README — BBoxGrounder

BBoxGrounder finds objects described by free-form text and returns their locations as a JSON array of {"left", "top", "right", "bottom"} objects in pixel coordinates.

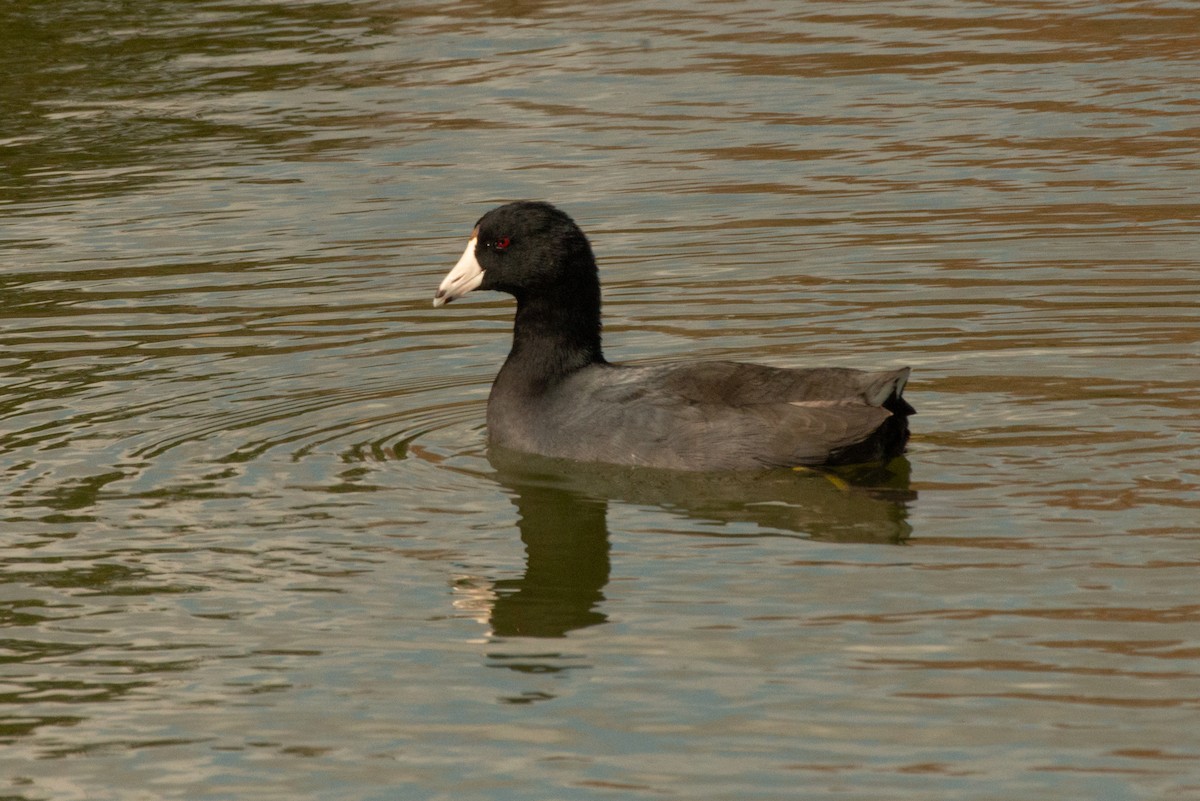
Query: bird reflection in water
[{"left": 480, "top": 449, "right": 916, "bottom": 641}]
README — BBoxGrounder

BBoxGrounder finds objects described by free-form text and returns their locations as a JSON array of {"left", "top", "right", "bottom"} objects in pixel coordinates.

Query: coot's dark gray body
[{"left": 434, "top": 201, "right": 913, "bottom": 471}]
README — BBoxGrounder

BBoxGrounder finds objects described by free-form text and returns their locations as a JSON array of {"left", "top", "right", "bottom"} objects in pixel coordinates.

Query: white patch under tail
[{"left": 866, "top": 367, "right": 910, "bottom": 407}]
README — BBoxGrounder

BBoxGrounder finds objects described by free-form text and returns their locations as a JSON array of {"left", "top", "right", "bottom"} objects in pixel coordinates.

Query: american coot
[{"left": 434, "top": 201, "right": 913, "bottom": 471}]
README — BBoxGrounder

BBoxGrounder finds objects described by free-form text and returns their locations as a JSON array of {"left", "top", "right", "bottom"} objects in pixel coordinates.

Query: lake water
[{"left": 2, "top": 1, "right": 1198, "bottom": 799}]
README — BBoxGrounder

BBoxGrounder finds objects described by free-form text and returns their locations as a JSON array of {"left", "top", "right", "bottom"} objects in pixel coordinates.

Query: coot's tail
[{"left": 829, "top": 368, "right": 914, "bottom": 466}]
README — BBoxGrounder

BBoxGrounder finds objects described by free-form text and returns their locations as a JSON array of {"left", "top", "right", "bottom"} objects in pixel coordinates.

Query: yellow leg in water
[{"left": 792, "top": 465, "right": 851, "bottom": 492}]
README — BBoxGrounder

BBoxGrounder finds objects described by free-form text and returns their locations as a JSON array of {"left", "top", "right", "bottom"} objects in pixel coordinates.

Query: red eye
[{"left": 494, "top": 236, "right": 511, "bottom": 251}]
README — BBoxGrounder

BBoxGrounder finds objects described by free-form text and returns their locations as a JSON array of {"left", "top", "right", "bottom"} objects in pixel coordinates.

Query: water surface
[{"left": 2, "top": 1, "right": 1199, "bottom": 799}]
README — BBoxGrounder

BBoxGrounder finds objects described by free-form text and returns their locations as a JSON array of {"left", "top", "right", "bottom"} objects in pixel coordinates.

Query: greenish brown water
[{"left": 2, "top": 2, "right": 1198, "bottom": 799}]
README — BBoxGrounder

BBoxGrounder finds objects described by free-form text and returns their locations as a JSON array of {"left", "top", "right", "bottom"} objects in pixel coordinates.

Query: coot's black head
[{"left": 434, "top": 201, "right": 598, "bottom": 307}]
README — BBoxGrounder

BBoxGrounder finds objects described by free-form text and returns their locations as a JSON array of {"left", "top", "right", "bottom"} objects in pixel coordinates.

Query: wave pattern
[{"left": 1, "top": 1, "right": 1198, "bottom": 800}]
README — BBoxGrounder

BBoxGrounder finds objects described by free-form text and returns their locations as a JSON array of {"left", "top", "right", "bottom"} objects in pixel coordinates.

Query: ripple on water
[{"left": 3, "top": 1, "right": 1200, "bottom": 799}]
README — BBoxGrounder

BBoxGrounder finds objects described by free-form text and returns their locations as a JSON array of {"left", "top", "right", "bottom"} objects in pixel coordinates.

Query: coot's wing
[{"left": 565, "top": 362, "right": 909, "bottom": 469}]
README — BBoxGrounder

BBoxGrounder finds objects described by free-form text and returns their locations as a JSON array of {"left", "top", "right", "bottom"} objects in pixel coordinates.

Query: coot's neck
[{"left": 498, "top": 282, "right": 606, "bottom": 395}]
